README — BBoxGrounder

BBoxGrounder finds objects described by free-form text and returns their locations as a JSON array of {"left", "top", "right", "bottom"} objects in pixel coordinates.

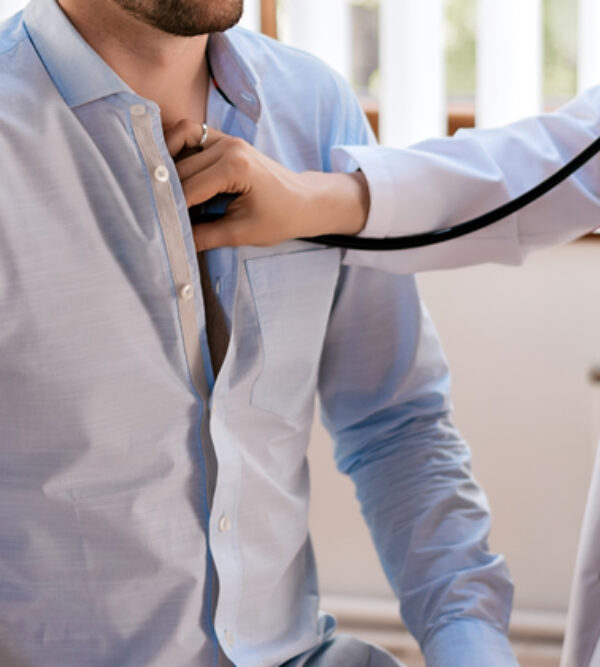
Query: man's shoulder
[
  {"left": 0, "top": 13, "right": 39, "bottom": 101},
  {"left": 220, "top": 27, "right": 373, "bottom": 170},
  {"left": 0, "top": 12, "right": 28, "bottom": 61},
  {"left": 225, "top": 26, "right": 353, "bottom": 103}
]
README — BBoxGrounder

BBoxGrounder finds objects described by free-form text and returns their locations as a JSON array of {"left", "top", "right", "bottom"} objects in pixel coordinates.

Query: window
[{"left": 267, "top": 0, "right": 584, "bottom": 138}]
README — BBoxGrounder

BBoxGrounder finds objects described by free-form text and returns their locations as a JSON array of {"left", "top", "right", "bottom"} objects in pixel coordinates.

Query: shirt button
[
  {"left": 180, "top": 284, "right": 194, "bottom": 301},
  {"left": 130, "top": 104, "right": 146, "bottom": 116},
  {"left": 154, "top": 165, "right": 170, "bottom": 183},
  {"left": 218, "top": 514, "right": 231, "bottom": 532},
  {"left": 224, "top": 629, "right": 235, "bottom": 648}
]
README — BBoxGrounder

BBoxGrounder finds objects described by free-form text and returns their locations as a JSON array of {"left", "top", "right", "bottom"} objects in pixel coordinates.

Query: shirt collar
[
  {"left": 23, "top": 0, "right": 261, "bottom": 122},
  {"left": 207, "top": 31, "right": 261, "bottom": 124},
  {"left": 24, "top": 0, "right": 129, "bottom": 108}
]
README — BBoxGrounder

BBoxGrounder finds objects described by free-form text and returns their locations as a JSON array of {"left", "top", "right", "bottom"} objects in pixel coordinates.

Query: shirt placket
[
  {"left": 129, "top": 102, "right": 234, "bottom": 667},
  {"left": 128, "top": 51, "right": 261, "bottom": 661},
  {"left": 129, "top": 103, "right": 208, "bottom": 396}
]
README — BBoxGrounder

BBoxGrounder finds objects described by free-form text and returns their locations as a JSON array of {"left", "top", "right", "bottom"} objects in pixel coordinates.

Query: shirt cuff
[
  {"left": 422, "top": 619, "right": 518, "bottom": 667},
  {"left": 331, "top": 145, "right": 399, "bottom": 239}
]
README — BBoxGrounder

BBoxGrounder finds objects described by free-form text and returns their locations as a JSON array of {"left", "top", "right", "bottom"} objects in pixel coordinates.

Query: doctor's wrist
[{"left": 302, "top": 170, "right": 370, "bottom": 238}]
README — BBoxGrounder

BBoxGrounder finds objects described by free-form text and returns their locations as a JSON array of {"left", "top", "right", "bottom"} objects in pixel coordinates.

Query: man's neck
[{"left": 57, "top": 0, "right": 210, "bottom": 129}]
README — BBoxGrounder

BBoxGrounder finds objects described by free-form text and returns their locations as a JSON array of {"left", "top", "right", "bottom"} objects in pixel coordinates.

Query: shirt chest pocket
[{"left": 245, "top": 248, "right": 341, "bottom": 422}]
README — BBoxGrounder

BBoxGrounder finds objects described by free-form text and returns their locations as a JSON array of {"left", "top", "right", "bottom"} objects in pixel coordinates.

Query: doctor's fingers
[
  {"left": 180, "top": 151, "right": 252, "bottom": 207},
  {"left": 173, "top": 133, "right": 248, "bottom": 182},
  {"left": 164, "top": 120, "right": 226, "bottom": 158},
  {"left": 191, "top": 187, "right": 309, "bottom": 251},
  {"left": 177, "top": 135, "right": 260, "bottom": 200},
  {"left": 192, "top": 213, "right": 279, "bottom": 252},
  {"left": 175, "top": 145, "right": 222, "bottom": 182}
]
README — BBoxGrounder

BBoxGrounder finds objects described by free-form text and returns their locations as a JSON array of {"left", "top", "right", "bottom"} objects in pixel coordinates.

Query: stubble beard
[{"left": 110, "top": 0, "right": 244, "bottom": 36}]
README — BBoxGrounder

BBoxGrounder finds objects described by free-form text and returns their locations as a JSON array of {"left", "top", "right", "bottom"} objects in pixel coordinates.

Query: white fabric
[{"left": 561, "top": 445, "right": 600, "bottom": 667}]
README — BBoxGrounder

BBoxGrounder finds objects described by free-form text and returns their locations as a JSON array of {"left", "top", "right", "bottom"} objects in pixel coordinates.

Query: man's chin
[
  {"left": 161, "top": 13, "right": 243, "bottom": 37},
  {"left": 113, "top": 0, "right": 244, "bottom": 37}
]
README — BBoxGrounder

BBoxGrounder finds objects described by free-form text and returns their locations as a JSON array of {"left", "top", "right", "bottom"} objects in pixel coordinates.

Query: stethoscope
[{"left": 189, "top": 135, "right": 600, "bottom": 250}]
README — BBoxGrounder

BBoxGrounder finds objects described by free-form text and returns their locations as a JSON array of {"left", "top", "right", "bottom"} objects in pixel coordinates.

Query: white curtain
[
  {"left": 379, "top": 0, "right": 446, "bottom": 146},
  {"left": 476, "top": 0, "right": 543, "bottom": 127}
]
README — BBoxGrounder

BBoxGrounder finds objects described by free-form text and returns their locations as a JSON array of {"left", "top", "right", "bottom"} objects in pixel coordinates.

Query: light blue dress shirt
[{"left": 0, "top": 1, "right": 517, "bottom": 665}]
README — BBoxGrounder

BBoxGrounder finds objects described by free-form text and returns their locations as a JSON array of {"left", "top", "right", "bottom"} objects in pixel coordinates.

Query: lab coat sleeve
[
  {"left": 318, "top": 265, "right": 517, "bottom": 667},
  {"left": 331, "top": 85, "right": 600, "bottom": 274}
]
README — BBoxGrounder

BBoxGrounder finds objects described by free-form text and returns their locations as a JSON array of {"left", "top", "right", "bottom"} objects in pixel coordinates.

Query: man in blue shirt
[{"left": 0, "top": 0, "right": 516, "bottom": 665}]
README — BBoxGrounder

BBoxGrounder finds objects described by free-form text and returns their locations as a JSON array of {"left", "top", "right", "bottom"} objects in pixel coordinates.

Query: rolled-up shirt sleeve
[
  {"left": 318, "top": 264, "right": 518, "bottom": 666},
  {"left": 332, "top": 85, "right": 600, "bottom": 274}
]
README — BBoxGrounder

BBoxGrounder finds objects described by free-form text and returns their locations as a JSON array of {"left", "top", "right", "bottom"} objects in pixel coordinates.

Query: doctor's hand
[{"left": 165, "top": 120, "right": 370, "bottom": 251}]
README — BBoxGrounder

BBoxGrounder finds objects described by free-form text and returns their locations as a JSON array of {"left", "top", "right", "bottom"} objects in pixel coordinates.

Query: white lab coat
[{"left": 332, "top": 85, "right": 600, "bottom": 667}]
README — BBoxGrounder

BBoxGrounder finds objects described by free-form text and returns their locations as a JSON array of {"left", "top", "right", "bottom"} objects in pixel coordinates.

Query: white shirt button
[
  {"left": 224, "top": 629, "right": 235, "bottom": 648},
  {"left": 130, "top": 104, "right": 146, "bottom": 116},
  {"left": 180, "top": 284, "right": 194, "bottom": 301},
  {"left": 154, "top": 165, "right": 170, "bottom": 183},
  {"left": 218, "top": 514, "right": 231, "bottom": 533}
]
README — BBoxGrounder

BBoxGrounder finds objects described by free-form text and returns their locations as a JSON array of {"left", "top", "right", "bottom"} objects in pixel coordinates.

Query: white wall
[{"left": 309, "top": 240, "right": 600, "bottom": 614}]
